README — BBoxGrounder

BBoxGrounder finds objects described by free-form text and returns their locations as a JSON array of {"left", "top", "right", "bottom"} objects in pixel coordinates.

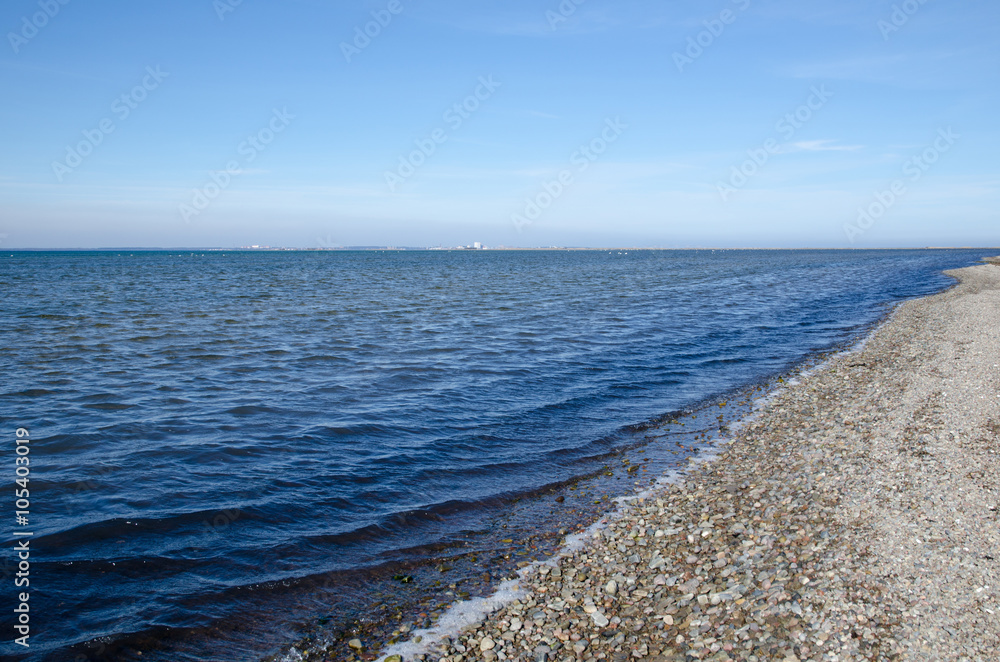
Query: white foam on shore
[
  {"left": 274, "top": 648, "right": 305, "bottom": 662},
  {"left": 375, "top": 574, "right": 528, "bottom": 662}
]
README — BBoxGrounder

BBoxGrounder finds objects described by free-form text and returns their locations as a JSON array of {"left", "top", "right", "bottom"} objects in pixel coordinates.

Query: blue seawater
[{"left": 0, "top": 248, "right": 993, "bottom": 661}]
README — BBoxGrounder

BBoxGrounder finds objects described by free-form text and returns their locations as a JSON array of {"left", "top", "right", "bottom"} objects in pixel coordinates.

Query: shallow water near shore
[{"left": 0, "top": 248, "right": 994, "bottom": 661}]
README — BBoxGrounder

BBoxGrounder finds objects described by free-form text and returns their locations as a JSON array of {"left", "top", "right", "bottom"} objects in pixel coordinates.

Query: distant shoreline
[{"left": 4, "top": 246, "right": 999, "bottom": 252}]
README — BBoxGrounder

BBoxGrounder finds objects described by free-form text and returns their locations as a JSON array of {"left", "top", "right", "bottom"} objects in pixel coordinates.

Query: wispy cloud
[
  {"left": 788, "top": 139, "right": 864, "bottom": 153},
  {"left": 525, "top": 110, "right": 561, "bottom": 120},
  {"left": 778, "top": 50, "right": 969, "bottom": 89},
  {"left": 783, "top": 53, "right": 909, "bottom": 80},
  {"left": 491, "top": 108, "right": 562, "bottom": 121},
  {"left": 413, "top": 4, "right": 661, "bottom": 37},
  {"left": 420, "top": 160, "right": 696, "bottom": 183}
]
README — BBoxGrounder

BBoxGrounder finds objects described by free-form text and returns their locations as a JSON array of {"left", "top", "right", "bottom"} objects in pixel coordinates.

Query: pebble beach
[{"left": 367, "top": 258, "right": 1000, "bottom": 662}]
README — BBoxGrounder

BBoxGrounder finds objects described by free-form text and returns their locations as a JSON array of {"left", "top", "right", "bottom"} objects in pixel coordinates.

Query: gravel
[{"left": 370, "top": 260, "right": 1000, "bottom": 662}]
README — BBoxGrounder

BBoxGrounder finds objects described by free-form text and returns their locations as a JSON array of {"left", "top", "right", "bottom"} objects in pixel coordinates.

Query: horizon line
[{"left": 3, "top": 246, "right": 999, "bottom": 252}]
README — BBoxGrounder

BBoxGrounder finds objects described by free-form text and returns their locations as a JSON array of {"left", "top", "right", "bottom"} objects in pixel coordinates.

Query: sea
[{"left": 0, "top": 248, "right": 993, "bottom": 661}]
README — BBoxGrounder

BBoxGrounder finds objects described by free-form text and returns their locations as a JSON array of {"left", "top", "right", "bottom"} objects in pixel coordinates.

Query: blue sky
[{"left": 1, "top": 0, "right": 997, "bottom": 248}]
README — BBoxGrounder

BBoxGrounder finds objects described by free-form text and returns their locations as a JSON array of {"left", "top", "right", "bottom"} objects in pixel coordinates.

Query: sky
[{"left": 0, "top": 0, "right": 998, "bottom": 249}]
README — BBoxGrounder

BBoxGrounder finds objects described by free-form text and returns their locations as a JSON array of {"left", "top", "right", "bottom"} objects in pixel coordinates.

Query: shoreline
[{"left": 361, "top": 258, "right": 1000, "bottom": 662}]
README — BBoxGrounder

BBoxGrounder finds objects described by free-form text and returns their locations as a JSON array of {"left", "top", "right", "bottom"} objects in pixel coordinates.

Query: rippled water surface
[{"left": 0, "top": 248, "right": 992, "bottom": 660}]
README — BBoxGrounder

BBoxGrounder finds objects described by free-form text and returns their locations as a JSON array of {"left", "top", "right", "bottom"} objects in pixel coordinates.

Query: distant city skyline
[{"left": 1, "top": 0, "right": 998, "bottom": 249}]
